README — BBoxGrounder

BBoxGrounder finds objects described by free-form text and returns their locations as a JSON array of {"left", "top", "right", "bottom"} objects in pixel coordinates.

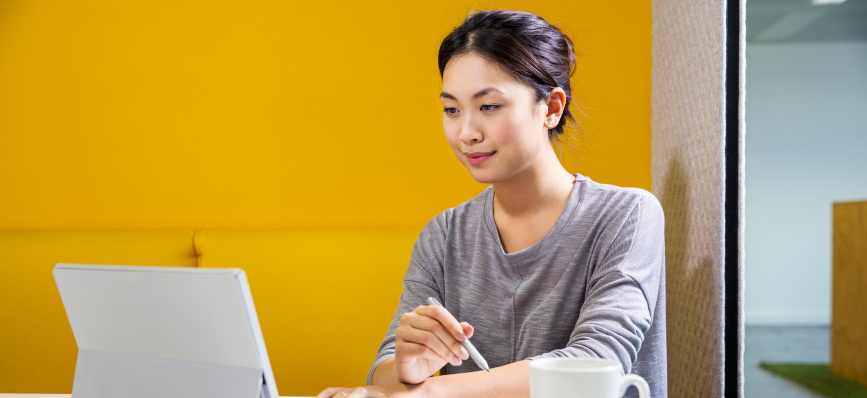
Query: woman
[{"left": 318, "top": 9, "right": 666, "bottom": 398}]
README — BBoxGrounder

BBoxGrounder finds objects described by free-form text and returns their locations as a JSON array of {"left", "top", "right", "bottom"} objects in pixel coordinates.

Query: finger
[
  {"left": 397, "top": 339, "right": 464, "bottom": 368},
  {"left": 335, "top": 390, "right": 361, "bottom": 398},
  {"left": 345, "top": 388, "right": 366, "bottom": 398},
  {"left": 415, "top": 305, "right": 465, "bottom": 341},
  {"left": 347, "top": 387, "right": 383, "bottom": 398},
  {"left": 396, "top": 340, "right": 450, "bottom": 365},
  {"left": 399, "top": 310, "right": 417, "bottom": 326},
  {"left": 406, "top": 314, "right": 469, "bottom": 360},
  {"left": 461, "top": 322, "right": 475, "bottom": 339},
  {"left": 316, "top": 387, "right": 349, "bottom": 398},
  {"left": 398, "top": 328, "right": 463, "bottom": 366}
]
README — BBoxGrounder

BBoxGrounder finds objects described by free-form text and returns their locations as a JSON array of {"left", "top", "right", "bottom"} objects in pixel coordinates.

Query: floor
[{"left": 744, "top": 326, "right": 830, "bottom": 397}]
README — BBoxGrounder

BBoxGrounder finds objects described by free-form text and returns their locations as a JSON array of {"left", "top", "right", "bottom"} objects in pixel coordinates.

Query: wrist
[
  {"left": 373, "top": 357, "right": 399, "bottom": 385},
  {"left": 413, "top": 376, "right": 438, "bottom": 398},
  {"left": 394, "top": 360, "right": 433, "bottom": 385}
]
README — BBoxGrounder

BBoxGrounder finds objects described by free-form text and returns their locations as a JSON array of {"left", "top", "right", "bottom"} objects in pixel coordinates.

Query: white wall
[{"left": 745, "top": 42, "right": 867, "bottom": 325}]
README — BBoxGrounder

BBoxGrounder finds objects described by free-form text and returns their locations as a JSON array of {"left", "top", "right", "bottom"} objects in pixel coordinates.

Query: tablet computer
[{"left": 53, "top": 263, "right": 312, "bottom": 398}]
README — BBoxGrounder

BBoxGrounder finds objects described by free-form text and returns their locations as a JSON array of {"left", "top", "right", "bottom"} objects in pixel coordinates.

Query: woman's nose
[{"left": 459, "top": 118, "right": 483, "bottom": 145}]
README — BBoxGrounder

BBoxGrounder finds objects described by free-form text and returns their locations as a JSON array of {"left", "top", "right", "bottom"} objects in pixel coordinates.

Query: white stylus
[{"left": 426, "top": 296, "right": 490, "bottom": 372}]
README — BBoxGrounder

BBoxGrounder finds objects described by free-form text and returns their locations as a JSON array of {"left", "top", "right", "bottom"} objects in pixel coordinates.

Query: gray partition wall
[{"left": 651, "top": 0, "right": 745, "bottom": 397}]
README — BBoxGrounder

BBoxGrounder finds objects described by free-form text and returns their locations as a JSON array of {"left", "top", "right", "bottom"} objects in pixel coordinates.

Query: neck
[{"left": 491, "top": 144, "right": 575, "bottom": 217}]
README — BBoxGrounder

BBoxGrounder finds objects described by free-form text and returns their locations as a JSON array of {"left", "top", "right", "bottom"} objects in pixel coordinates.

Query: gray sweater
[{"left": 368, "top": 174, "right": 667, "bottom": 398}]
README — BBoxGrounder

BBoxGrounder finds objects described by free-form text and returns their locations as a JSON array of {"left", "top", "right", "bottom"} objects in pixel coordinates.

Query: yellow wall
[
  {"left": 0, "top": 0, "right": 650, "bottom": 394},
  {"left": 0, "top": 0, "right": 650, "bottom": 229}
]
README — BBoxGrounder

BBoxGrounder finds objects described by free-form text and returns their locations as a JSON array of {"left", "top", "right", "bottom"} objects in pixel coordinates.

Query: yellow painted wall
[
  {"left": 0, "top": 0, "right": 650, "bottom": 394},
  {"left": 0, "top": 0, "right": 650, "bottom": 229}
]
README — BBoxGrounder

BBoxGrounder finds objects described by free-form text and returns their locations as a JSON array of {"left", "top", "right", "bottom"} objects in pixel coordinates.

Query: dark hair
[{"left": 438, "top": 10, "right": 578, "bottom": 139}]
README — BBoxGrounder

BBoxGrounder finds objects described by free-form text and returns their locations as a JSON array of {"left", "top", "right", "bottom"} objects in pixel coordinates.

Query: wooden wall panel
[{"left": 831, "top": 200, "right": 867, "bottom": 386}]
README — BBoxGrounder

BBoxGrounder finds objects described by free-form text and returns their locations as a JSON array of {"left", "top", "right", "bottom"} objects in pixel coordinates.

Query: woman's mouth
[{"left": 465, "top": 151, "right": 496, "bottom": 165}]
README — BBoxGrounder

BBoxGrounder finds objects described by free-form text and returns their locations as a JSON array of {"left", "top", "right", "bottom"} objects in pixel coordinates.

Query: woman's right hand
[{"left": 393, "top": 304, "right": 474, "bottom": 384}]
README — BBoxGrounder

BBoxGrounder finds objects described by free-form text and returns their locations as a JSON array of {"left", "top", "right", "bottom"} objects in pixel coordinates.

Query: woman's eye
[
  {"left": 481, "top": 104, "right": 500, "bottom": 112},
  {"left": 443, "top": 107, "right": 459, "bottom": 115}
]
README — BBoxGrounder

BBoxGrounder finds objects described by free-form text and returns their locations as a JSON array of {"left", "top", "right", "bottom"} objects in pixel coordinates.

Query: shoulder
[
  {"left": 577, "top": 177, "right": 665, "bottom": 284},
  {"left": 575, "top": 175, "right": 663, "bottom": 225},
  {"left": 408, "top": 186, "right": 492, "bottom": 275},
  {"left": 411, "top": 186, "right": 492, "bottom": 255},
  {"left": 569, "top": 176, "right": 664, "bottom": 255},
  {"left": 418, "top": 185, "right": 492, "bottom": 239}
]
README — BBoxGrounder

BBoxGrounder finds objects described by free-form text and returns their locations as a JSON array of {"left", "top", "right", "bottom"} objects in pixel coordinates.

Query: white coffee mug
[{"left": 529, "top": 358, "right": 650, "bottom": 398}]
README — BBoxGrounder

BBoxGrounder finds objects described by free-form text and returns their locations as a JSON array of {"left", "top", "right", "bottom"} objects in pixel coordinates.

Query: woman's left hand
[{"left": 315, "top": 382, "right": 422, "bottom": 398}]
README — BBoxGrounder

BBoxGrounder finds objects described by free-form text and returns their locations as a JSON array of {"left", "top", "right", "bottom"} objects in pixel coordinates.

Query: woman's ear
[{"left": 544, "top": 88, "right": 567, "bottom": 127}]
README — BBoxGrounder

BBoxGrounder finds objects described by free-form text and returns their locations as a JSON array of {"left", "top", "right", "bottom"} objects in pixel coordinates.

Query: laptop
[{"left": 53, "top": 263, "right": 314, "bottom": 398}]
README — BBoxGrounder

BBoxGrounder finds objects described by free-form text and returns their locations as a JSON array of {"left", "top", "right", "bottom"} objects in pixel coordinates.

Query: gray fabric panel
[{"left": 651, "top": 0, "right": 728, "bottom": 397}]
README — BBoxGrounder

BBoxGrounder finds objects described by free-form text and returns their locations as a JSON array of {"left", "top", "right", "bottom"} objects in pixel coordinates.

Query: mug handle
[{"left": 619, "top": 374, "right": 650, "bottom": 398}]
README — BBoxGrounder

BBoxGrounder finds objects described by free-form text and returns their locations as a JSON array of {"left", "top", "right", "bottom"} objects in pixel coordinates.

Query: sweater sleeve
[
  {"left": 366, "top": 214, "right": 449, "bottom": 386},
  {"left": 527, "top": 193, "right": 665, "bottom": 375}
]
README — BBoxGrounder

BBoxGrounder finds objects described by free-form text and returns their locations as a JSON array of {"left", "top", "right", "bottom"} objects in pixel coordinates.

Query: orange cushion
[
  {"left": 194, "top": 228, "right": 419, "bottom": 397},
  {"left": 0, "top": 229, "right": 197, "bottom": 393}
]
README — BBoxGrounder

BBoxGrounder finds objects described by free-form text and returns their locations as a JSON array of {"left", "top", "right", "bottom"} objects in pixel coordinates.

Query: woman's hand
[
  {"left": 393, "top": 304, "right": 474, "bottom": 384},
  {"left": 315, "top": 383, "right": 419, "bottom": 398}
]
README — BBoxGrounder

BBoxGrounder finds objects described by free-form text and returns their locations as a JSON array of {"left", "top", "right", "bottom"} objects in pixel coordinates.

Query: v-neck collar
[{"left": 483, "top": 173, "right": 587, "bottom": 267}]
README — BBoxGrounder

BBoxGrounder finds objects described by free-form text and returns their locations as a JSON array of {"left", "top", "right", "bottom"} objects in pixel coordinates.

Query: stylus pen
[{"left": 425, "top": 296, "right": 490, "bottom": 372}]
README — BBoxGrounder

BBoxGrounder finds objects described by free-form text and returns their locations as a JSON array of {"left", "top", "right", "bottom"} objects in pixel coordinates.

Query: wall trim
[{"left": 744, "top": 311, "right": 830, "bottom": 326}]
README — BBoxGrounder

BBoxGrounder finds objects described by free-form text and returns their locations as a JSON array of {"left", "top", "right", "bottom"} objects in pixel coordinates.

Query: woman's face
[{"left": 440, "top": 53, "right": 551, "bottom": 184}]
